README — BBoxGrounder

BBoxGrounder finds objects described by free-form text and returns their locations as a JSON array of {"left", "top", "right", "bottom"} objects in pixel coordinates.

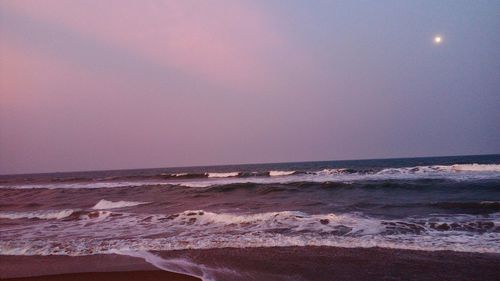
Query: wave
[
  {"left": 431, "top": 201, "right": 500, "bottom": 210},
  {"left": 1, "top": 209, "right": 498, "bottom": 256},
  {"left": 314, "top": 168, "right": 350, "bottom": 175},
  {"left": 269, "top": 171, "right": 296, "bottom": 176},
  {"left": 0, "top": 209, "right": 75, "bottom": 220},
  {"left": 0, "top": 182, "right": 137, "bottom": 189},
  {"left": 175, "top": 165, "right": 500, "bottom": 188},
  {"left": 0, "top": 209, "right": 119, "bottom": 221},
  {"left": 206, "top": 172, "right": 240, "bottom": 178},
  {"left": 92, "top": 199, "right": 149, "bottom": 210},
  {"left": 157, "top": 210, "right": 499, "bottom": 235},
  {"left": 161, "top": 173, "right": 208, "bottom": 179},
  {"left": 1, "top": 163, "right": 498, "bottom": 189},
  {"left": 375, "top": 164, "right": 500, "bottom": 175},
  {"left": 115, "top": 163, "right": 500, "bottom": 181},
  {"left": 447, "top": 164, "right": 500, "bottom": 172}
]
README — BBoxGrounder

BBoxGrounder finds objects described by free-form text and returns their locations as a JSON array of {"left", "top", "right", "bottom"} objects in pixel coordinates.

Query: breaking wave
[
  {"left": 0, "top": 209, "right": 75, "bottom": 220},
  {"left": 92, "top": 199, "right": 149, "bottom": 210},
  {"left": 447, "top": 164, "right": 500, "bottom": 172},
  {"left": 206, "top": 172, "right": 240, "bottom": 178},
  {"left": 376, "top": 164, "right": 500, "bottom": 174},
  {"left": 1, "top": 209, "right": 499, "bottom": 256},
  {"left": 269, "top": 171, "right": 296, "bottom": 176},
  {"left": 0, "top": 209, "right": 119, "bottom": 221}
]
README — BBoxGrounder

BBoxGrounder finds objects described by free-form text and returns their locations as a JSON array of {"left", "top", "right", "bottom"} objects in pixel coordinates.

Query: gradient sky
[{"left": 1, "top": 0, "right": 499, "bottom": 174}]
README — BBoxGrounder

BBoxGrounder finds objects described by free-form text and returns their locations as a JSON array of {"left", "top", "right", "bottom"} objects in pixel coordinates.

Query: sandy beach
[
  {"left": 0, "top": 253, "right": 200, "bottom": 280},
  {"left": 2, "top": 247, "right": 499, "bottom": 281},
  {"left": 1, "top": 271, "right": 200, "bottom": 281}
]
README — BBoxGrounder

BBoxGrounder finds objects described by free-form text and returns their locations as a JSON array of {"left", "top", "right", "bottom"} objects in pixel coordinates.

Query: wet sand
[
  {"left": 1, "top": 271, "right": 200, "bottom": 281},
  {"left": 0, "top": 254, "right": 200, "bottom": 280},
  {"left": 1, "top": 247, "right": 499, "bottom": 281}
]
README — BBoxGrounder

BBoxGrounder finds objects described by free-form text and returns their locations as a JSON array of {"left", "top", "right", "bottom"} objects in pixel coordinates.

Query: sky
[{"left": 1, "top": 0, "right": 499, "bottom": 174}]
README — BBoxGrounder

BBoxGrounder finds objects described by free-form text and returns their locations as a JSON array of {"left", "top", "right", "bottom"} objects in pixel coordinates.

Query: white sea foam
[
  {"left": 446, "top": 164, "right": 500, "bottom": 172},
  {"left": 269, "top": 171, "right": 296, "bottom": 176},
  {"left": 315, "top": 168, "right": 348, "bottom": 175},
  {"left": 1, "top": 210, "right": 498, "bottom": 256},
  {"left": 114, "top": 250, "right": 236, "bottom": 281},
  {"left": 0, "top": 209, "right": 74, "bottom": 220},
  {"left": 92, "top": 199, "right": 149, "bottom": 210},
  {"left": 206, "top": 172, "right": 240, "bottom": 178},
  {"left": 78, "top": 210, "right": 114, "bottom": 221},
  {"left": 377, "top": 164, "right": 500, "bottom": 174},
  {"left": 480, "top": 201, "right": 500, "bottom": 205},
  {"left": 175, "top": 163, "right": 500, "bottom": 187}
]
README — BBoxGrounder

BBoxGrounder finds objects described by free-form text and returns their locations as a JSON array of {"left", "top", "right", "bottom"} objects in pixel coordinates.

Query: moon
[{"left": 434, "top": 35, "right": 442, "bottom": 44}]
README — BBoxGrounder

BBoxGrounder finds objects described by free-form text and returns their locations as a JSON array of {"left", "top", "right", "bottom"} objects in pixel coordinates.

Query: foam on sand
[{"left": 115, "top": 250, "right": 236, "bottom": 281}]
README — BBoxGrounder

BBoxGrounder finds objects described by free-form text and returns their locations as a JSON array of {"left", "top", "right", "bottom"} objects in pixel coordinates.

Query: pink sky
[{"left": 1, "top": 1, "right": 499, "bottom": 174}]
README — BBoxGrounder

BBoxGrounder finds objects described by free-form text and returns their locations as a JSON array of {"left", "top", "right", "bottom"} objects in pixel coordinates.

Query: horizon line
[{"left": 1, "top": 152, "right": 499, "bottom": 177}]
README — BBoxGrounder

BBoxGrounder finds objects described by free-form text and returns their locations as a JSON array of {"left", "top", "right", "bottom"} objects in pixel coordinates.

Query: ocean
[{"left": 1, "top": 154, "right": 499, "bottom": 280}]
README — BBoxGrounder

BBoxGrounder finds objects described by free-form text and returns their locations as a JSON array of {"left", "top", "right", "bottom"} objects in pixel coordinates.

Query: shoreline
[
  {"left": 0, "top": 253, "right": 200, "bottom": 281},
  {"left": 2, "top": 246, "right": 499, "bottom": 281},
  {"left": 1, "top": 271, "right": 200, "bottom": 281}
]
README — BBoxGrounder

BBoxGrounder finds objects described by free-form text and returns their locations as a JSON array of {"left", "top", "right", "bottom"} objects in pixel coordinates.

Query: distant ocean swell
[{"left": 1, "top": 163, "right": 500, "bottom": 189}]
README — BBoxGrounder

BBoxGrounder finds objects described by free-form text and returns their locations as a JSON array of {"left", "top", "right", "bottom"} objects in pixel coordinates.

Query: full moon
[{"left": 434, "top": 36, "right": 442, "bottom": 44}]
